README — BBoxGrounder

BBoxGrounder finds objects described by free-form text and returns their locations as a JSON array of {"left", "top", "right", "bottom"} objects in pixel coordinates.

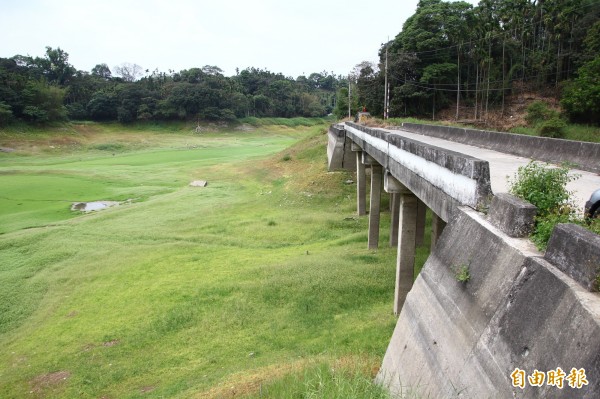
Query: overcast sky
[{"left": 0, "top": 0, "right": 479, "bottom": 78}]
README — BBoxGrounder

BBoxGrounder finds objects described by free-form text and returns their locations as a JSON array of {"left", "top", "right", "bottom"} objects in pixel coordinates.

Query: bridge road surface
[{"left": 376, "top": 125, "right": 600, "bottom": 213}]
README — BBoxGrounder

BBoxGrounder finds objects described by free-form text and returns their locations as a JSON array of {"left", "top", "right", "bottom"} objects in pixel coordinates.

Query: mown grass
[{"left": 0, "top": 121, "right": 399, "bottom": 398}]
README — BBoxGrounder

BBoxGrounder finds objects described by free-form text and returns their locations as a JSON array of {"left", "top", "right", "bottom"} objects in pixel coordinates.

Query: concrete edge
[{"left": 401, "top": 122, "right": 600, "bottom": 174}]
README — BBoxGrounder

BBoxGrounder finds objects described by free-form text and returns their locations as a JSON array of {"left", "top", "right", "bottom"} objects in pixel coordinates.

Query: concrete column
[
  {"left": 368, "top": 164, "right": 382, "bottom": 249},
  {"left": 389, "top": 193, "right": 400, "bottom": 247},
  {"left": 355, "top": 151, "right": 366, "bottom": 216},
  {"left": 384, "top": 171, "right": 403, "bottom": 247},
  {"left": 415, "top": 199, "right": 426, "bottom": 247},
  {"left": 383, "top": 170, "right": 419, "bottom": 315},
  {"left": 431, "top": 212, "right": 447, "bottom": 252},
  {"left": 394, "top": 191, "right": 418, "bottom": 316}
]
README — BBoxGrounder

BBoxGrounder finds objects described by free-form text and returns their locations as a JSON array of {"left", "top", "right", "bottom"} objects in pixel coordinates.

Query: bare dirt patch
[
  {"left": 140, "top": 386, "right": 156, "bottom": 394},
  {"left": 29, "top": 370, "right": 70, "bottom": 396},
  {"left": 103, "top": 339, "right": 120, "bottom": 347}
]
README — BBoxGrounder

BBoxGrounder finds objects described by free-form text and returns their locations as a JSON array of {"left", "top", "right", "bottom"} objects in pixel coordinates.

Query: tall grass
[{"left": 243, "top": 358, "right": 391, "bottom": 399}]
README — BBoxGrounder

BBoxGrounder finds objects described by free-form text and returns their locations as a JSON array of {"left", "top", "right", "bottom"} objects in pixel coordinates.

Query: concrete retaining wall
[
  {"left": 377, "top": 205, "right": 600, "bottom": 398},
  {"left": 401, "top": 123, "right": 600, "bottom": 174}
]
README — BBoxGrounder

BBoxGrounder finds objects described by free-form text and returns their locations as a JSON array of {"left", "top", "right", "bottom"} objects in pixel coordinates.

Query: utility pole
[
  {"left": 456, "top": 43, "right": 460, "bottom": 120},
  {"left": 384, "top": 41, "right": 389, "bottom": 120},
  {"left": 386, "top": 80, "right": 390, "bottom": 120},
  {"left": 348, "top": 76, "right": 351, "bottom": 118}
]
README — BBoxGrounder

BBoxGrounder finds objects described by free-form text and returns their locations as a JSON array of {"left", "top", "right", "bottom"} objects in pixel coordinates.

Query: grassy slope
[
  {"left": 0, "top": 122, "right": 398, "bottom": 398},
  {"left": 384, "top": 117, "right": 600, "bottom": 143}
]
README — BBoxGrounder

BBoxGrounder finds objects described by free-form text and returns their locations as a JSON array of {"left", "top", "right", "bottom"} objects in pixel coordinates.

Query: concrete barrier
[
  {"left": 401, "top": 123, "right": 600, "bottom": 174},
  {"left": 377, "top": 206, "right": 600, "bottom": 398},
  {"left": 488, "top": 193, "right": 537, "bottom": 238},
  {"left": 343, "top": 122, "right": 493, "bottom": 222},
  {"left": 326, "top": 124, "right": 356, "bottom": 171},
  {"left": 545, "top": 223, "right": 600, "bottom": 292}
]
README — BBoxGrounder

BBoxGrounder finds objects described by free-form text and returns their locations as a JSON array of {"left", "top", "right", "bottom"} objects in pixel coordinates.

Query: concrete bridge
[{"left": 327, "top": 122, "right": 600, "bottom": 398}]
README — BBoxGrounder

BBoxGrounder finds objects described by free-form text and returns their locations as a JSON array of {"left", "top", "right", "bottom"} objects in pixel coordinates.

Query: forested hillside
[
  {"left": 337, "top": 0, "right": 600, "bottom": 125},
  {"left": 2, "top": 0, "right": 599, "bottom": 126},
  {"left": 0, "top": 48, "right": 344, "bottom": 125}
]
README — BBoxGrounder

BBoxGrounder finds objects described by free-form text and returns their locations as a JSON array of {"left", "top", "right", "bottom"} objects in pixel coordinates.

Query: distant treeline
[
  {"left": 0, "top": 49, "right": 346, "bottom": 125},
  {"left": 3, "top": 0, "right": 600, "bottom": 127},
  {"left": 342, "top": 0, "right": 600, "bottom": 124}
]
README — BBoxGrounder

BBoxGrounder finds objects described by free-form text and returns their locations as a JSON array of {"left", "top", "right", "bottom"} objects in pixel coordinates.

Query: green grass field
[{"left": 0, "top": 121, "right": 406, "bottom": 398}]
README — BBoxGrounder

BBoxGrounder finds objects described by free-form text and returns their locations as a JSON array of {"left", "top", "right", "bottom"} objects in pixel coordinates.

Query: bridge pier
[
  {"left": 389, "top": 193, "right": 400, "bottom": 247},
  {"left": 352, "top": 143, "right": 367, "bottom": 216},
  {"left": 385, "top": 170, "right": 401, "bottom": 247},
  {"left": 416, "top": 199, "right": 426, "bottom": 247},
  {"left": 364, "top": 153, "right": 382, "bottom": 250},
  {"left": 385, "top": 172, "right": 418, "bottom": 315}
]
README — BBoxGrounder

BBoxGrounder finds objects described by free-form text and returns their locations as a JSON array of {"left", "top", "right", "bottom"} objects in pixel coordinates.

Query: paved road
[{"left": 380, "top": 126, "right": 599, "bottom": 212}]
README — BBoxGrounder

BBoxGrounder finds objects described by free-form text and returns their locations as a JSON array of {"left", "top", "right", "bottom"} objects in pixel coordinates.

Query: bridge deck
[{"left": 379, "top": 126, "right": 599, "bottom": 211}]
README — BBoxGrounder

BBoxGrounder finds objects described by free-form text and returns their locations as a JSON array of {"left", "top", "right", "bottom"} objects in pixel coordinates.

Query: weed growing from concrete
[
  {"left": 508, "top": 161, "right": 578, "bottom": 218},
  {"left": 454, "top": 264, "right": 470, "bottom": 283},
  {"left": 506, "top": 161, "right": 599, "bottom": 250}
]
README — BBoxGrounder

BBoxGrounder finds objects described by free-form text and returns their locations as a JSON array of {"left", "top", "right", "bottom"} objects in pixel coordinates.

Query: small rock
[
  {"left": 344, "top": 179, "right": 354, "bottom": 185},
  {"left": 189, "top": 180, "right": 208, "bottom": 187},
  {"left": 248, "top": 352, "right": 255, "bottom": 358}
]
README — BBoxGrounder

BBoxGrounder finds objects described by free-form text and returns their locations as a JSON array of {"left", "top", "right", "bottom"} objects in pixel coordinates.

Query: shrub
[
  {"left": 537, "top": 116, "right": 566, "bottom": 138},
  {"left": 91, "top": 143, "right": 126, "bottom": 152},
  {"left": 508, "top": 161, "right": 578, "bottom": 218},
  {"left": 531, "top": 213, "right": 572, "bottom": 250},
  {"left": 66, "top": 103, "right": 88, "bottom": 120},
  {"left": 508, "top": 161, "right": 586, "bottom": 250},
  {"left": 525, "top": 101, "right": 557, "bottom": 126},
  {"left": 561, "top": 56, "right": 600, "bottom": 124}
]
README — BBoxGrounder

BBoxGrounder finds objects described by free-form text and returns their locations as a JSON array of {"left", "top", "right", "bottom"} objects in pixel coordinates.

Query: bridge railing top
[
  {"left": 343, "top": 122, "right": 493, "bottom": 212},
  {"left": 401, "top": 122, "right": 600, "bottom": 174},
  {"left": 345, "top": 122, "right": 491, "bottom": 183}
]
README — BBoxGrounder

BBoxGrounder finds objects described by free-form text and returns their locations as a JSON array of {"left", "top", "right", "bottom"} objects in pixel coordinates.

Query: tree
[
  {"left": 87, "top": 91, "right": 118, "bottom": 120},
  {"left": 91, "top": 63, "right": 112, "bottom": 80},
  {"left": 41, "top": 47, "right": 76, "bottom": 85},
  {"left": 113, "top": 63, "right": 143, "bottom": 82},
  {"left": 354, "top": 62, "right": 382, "bottom": 116},
  {"left": 21, "top": 80, "right": 67, "bottom": 122},
  {"left": 561, "top": 55, "right": 600, "bottom": 124},
  {"left": 0, "top": 102, "right": 14, "bottom": 125}
]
